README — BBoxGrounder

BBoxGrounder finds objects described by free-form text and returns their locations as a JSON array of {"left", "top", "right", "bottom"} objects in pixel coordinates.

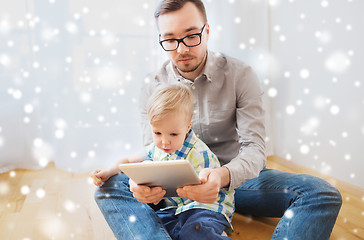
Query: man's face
[{"left": 157, "top": 2, "right": 209, "bottom": 78}]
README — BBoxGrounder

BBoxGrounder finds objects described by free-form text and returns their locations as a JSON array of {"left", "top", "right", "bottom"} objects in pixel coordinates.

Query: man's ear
[{"left": 206, "top": 23, "right": 210, "bottom": 41}]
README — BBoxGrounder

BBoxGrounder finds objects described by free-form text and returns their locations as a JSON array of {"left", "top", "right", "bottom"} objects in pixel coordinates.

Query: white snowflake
[
  {"left": 300, "top": 145, "right": 310, "bottom": 154},
  {"left": 64, "top": 200, "right": 76, "bottom": 212},
  {"left": 21, "top": 185, "right": 30, "bottom": 195},
  {"left": 36, "top": 188, "right": 46, "bottom": 199},
  {"left": 284, "top": 209, "right": 294, "bottom": 219},
  {"left": 325, "top": 52, "right": 350, "bottom": 73},
  {"left": 299, "top": 69, "right": 310, "bottom": 79},
  {"left": 286, "top": 105, "right": 296, "bottom": 115},
  {"left": 330, "top": 105, "right": 340, "bottom": 115}
]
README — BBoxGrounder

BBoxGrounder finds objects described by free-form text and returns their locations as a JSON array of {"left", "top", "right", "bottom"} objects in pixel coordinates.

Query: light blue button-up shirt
[{"left": 145, "top": 129, "right": 235, "bottom": 226}]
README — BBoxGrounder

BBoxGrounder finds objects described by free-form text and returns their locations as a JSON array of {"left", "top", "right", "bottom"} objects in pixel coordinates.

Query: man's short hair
[
  {"left": 147, "top": 82, "right": 194, "bottom": 124},
  {"left": 154, "top": 0, "right": 207, "bottom": 23}
]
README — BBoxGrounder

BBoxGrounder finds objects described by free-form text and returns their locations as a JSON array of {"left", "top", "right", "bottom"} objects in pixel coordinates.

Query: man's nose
[{"left": 177, "top": 41, "right": 189, "bottom": 54}]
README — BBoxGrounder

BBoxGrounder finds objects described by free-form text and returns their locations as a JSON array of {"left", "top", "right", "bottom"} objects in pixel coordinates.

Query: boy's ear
[{"left": 187, "top": 120, "right": 193, "bottom": 131}]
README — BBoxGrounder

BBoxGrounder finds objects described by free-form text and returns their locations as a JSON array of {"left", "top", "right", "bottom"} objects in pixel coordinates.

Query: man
[{"left": 95, "top": 1, "right": 342, "bottom": 239}]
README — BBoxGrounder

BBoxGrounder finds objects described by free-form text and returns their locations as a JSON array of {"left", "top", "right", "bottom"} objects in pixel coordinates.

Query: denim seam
[
  {"left": 100, "top": 187, "right": 138, "bottom": 240},
  {"left": 155, "top": 214, "right": 172, "bottom": 238},
  {"left": 269, "top": 190, "right": 304, "bottom": 240},
  {"left": 108, "top": 189, "right": 172, "bottom": 240},
  {"left": 240, "top": 188, "right": 303, "bottom": 198}
]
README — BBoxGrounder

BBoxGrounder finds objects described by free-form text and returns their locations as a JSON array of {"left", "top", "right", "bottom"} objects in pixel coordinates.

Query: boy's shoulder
[{"left": 186, "top": 133, "right": 216, "bottom": 160}]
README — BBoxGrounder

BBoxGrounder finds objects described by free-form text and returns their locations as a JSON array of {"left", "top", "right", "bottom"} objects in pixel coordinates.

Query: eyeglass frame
[{"left": 159, "top": 24, "right": 207, "bottom": 51}]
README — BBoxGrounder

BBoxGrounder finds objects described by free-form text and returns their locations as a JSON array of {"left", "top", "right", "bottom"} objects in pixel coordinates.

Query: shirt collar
[
  {"left": 170, "top": 129, "right": 198, "bottom": 159},
  {"left": 166, "top": 50, "right": 224, "bottom": 83}
]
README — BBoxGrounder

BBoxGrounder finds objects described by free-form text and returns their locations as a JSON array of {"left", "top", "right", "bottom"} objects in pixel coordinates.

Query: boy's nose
[{"left": 162, "top": 138, "right": 170, "bottom": 146}]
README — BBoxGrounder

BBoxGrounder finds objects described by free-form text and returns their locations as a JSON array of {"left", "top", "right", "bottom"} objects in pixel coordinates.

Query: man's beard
[{"left": 175, "top": 52, "right": 206, "bottom": 73}]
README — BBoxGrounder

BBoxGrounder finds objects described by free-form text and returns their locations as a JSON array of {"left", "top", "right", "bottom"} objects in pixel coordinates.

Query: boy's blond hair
[{"left": 147, "top": 83, "right": 194, "bottom": 124}]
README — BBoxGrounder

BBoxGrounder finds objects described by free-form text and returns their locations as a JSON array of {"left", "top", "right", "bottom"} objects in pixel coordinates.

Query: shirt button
[
  {"left": 193, "top": 110, "right": 197, "bottom": 114},
  {"left": 191, "top": 85, "right": 196, "bottom": 90}
]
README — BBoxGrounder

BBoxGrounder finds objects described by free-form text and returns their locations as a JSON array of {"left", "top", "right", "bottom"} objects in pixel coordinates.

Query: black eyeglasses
[{"left": 159, "top": 24, "right": 206, "bottom": 51}]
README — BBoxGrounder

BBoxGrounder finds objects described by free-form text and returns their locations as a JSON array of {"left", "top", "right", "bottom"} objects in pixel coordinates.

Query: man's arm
[
  {"left": 181, "top": 62, "right": 266, "bottom": 195},
  {"left": 223, "top": 66, "right": 266, "bottom": 191}
]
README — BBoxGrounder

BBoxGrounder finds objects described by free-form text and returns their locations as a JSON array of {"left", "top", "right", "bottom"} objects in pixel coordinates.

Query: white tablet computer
[{"left": 119, "top": 160, "right": 201, "bottom": 197}]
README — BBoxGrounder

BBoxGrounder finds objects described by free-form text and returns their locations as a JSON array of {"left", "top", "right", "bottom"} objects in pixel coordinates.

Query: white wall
[
  {"left": 0, "top": 0, "right": 273, "bottom": 173},
  {"left": 269, "top": 0, "right": 364, "bottom": 188},
  {"left": 0, "top": 0, "right": 162, "bottom": 173},
  {"left": 1, "top": 0, "right": 362, "bottom": 190}
]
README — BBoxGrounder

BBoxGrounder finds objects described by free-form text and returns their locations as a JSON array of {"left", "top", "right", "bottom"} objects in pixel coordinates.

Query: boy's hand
[
  {"left": 176, "top": 167, "right": 229, "bottom": 203},
  {"left": 90, "top": 169, "right": 111, "bottom": 187},
  {"left": 129, "top": 179, "right": 166, "bottom": 205}
]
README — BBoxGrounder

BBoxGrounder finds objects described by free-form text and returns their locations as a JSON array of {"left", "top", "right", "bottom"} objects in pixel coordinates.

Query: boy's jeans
[
  {"left": 157, "top": 208, "right": 231, "bottom": 240},
  {"left": 94, "top": 168, "right": 342, "bottom": 240}
]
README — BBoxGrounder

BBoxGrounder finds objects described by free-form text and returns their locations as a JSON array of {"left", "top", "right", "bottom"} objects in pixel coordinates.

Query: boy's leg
[
  {"left": 178, "top": 209, "right": 232, "bottom": 240},
  {"left": 156, "top": 208, "right": 180, "bottom": 239},
  {"left": 94, "top": 173, "right": 171, "bottom": 240},
  {"left": 234, "top": 168, "right": 342, "bottom": 240}
]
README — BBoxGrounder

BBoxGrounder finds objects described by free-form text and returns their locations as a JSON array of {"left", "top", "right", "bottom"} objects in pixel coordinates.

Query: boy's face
[
  {"left": 157, "top": 2, "right": 209, "bottom": 78},
  {"left": 151, "top": 111, "right": 192, "bottom": 154}
]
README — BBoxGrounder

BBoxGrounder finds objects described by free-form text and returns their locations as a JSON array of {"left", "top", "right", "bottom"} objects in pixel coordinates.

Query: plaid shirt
[{"left": 145, "top": 130, "right": 235, "bottom": 226}]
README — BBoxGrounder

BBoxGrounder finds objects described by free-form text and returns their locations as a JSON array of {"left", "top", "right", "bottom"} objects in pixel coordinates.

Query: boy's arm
[
  {"left": 91, "top": 154, "right": 143, "bottom": 186},
  {"left": 107, "top": 154, "right": 144, "bottom": 175}
]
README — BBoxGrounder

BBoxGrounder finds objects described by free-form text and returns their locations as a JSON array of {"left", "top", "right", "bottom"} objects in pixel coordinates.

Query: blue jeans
[
  {"left": 94, "top": 169, "right": 342, "bottom": 240},
  {"left": 157, "top": 208, "right": 231, "bottom": 240}
]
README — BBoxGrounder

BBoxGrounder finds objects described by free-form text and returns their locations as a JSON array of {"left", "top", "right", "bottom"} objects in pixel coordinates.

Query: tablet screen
[{"left": 119, "top": 160, "right": 201, "bottom": 197}]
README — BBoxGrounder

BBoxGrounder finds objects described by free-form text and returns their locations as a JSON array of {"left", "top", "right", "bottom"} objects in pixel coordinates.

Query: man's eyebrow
[{"left": 161, "top": 26, "right": 200, "bottom": 38}]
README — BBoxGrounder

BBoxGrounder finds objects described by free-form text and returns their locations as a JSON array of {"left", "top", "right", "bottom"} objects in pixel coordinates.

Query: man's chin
[{"left": 176, "top": 64, "right": 198, "bottom": 73}]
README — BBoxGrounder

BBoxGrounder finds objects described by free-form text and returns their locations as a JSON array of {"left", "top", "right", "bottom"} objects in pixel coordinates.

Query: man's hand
[
  {"left": 129, "top": 179, "right": 166, "bottom": 205},
  {"left": 176, "top": 167, "right": 230, "bottom": 203}
]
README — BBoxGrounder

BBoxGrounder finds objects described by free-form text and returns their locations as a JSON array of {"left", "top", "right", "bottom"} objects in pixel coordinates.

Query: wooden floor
[{"left": 0, "top": 156, "right": 363, "bottom": 240}]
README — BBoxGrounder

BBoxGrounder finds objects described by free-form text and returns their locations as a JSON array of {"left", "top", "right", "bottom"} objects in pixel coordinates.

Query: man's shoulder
[
  {"left": 210, "top": 50, "right": 250, "bottom": 69},
  {"left": 208, "top": 50, "right": 255, "bottom": 83},
  {"left": 145, "top": 60, "right": 171, "bottom": 83},
  {"left": 224, "top": 53, "right": 253, "bottom": 75},
  {"left": 141, "top": 60, "right": 172, "bottom": 93}
]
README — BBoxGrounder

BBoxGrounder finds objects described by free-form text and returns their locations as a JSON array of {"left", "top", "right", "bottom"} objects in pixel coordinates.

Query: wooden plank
[{"left": 0, "top": 157, "right": 363, "bottom": 240}]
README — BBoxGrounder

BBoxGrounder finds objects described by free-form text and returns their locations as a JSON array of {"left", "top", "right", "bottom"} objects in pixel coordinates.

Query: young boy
[{"left": 91, "top": 83, "right": 234, "bottom": 239}]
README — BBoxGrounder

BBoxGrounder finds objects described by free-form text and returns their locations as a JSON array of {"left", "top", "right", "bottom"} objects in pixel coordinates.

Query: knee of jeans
[
  {"left": 328, "top": 185, "right": 342, "bottom": 207},
  {"left": 302, "top": 175, "right": 342, "bottom": 206},
  {"left": 94, "top": 173, "right": 130, "bottom": 202}
]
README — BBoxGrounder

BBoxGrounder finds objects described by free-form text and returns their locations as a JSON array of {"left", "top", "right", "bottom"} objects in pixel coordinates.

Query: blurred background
[{"left": 0, "top": 0, "right": 363, "bottom": 189}]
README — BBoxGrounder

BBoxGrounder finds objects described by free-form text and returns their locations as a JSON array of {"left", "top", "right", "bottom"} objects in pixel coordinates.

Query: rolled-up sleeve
[{"left": 223, "top": 67, "right": 266, "bottom": 191}]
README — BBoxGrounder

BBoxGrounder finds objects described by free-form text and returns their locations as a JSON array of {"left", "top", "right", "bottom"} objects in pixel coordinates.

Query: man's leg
[
  {"left": 94, "top": 173, "right": 171, "bottom": 240},
  {"left": 234, "top": 168, "right": 342, "bottom": 240}
]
